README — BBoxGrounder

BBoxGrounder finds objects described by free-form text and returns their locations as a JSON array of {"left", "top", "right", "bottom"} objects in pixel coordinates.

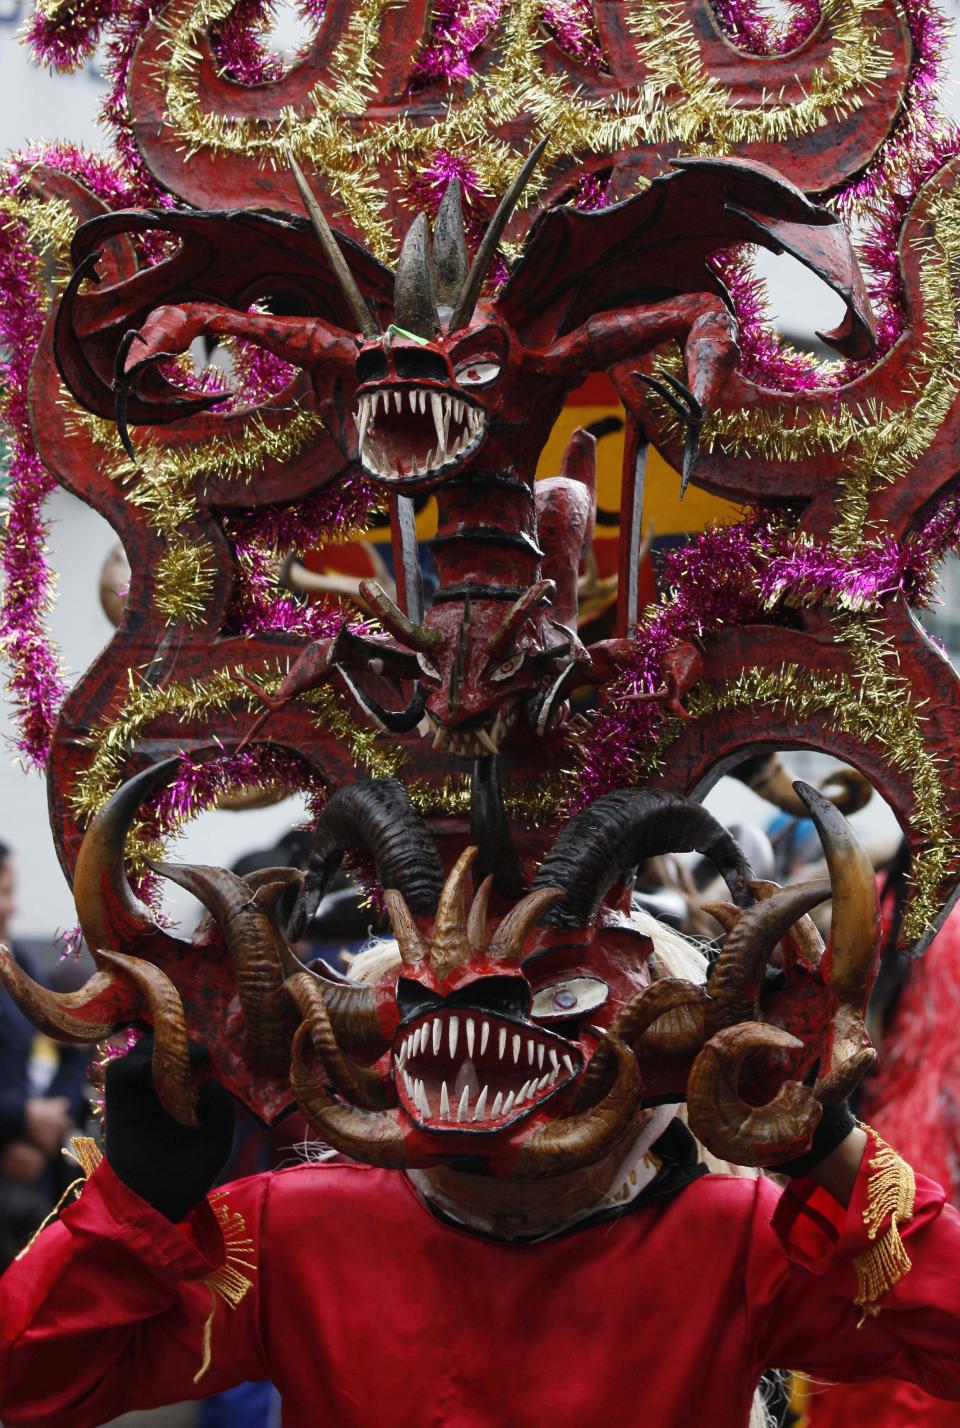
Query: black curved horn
[
  {"left": 531, "top": 788, "right": 753, "bottom": 928},
  {"left": 289, "top": 779, "right": 444, "bottom": 940},
  {"left": 394, "top": 212, "right": 439, "bottom": 339}
]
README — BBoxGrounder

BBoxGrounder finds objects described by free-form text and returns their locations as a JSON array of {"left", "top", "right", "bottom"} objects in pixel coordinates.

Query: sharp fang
[
  {"left": 474, "top": 1085, "right": 488, "bottom": 1120},
  {"left": 457, "top": 1086, "right": 470, "bottom": 1122},
  {"left": 502, "top": 1091, "right": 516, "bottom": 1117},
  {"left": 517, "top": 1079, "right": 530, "bottom": 1103},
  {"left": 498, "top": 1027, "right": 507, "bottom": 1059},
  {"left": 480, "top": 1021, "right": 490, "bottom": 1056},
  {"left": 418, "top": 389, "right": 426, "bottom": 414},
  {"left": 441, "top": 394, "right": 452, "bottom": 447},
  {"left": 357, "top": 403, "right": 369, "bottom": 447},
  {"left": 432, "top": 1019, "right": 442, "bottom": 1056},
  {"left": 407, "top": 389, "right": 416, "bottom": 411},
  {"left": 440, "top": 1081, "right": 451, "bottom": 1119},
  {"left": 449, "top": 1016, "right": 459, "bottom": 1059},
  {"left": 454, "top": 399, "right": 464, "bottom": 424},
  {"left": 537, "top": 1044, "right": 545, "bottom": 1070},
  {"left": 466, "top": 1018, "right": 475, "bottom": 1058},
  {"left": 549, "top": 1065, "right": 560, "bottom": 1084},
  {"left": 394, "top": 390, "right": 402, "bottom": 413},
  {"left": 491, "top": 1091, "right": 503, "bottom": 1118},
  {"left": 527, "top": 1040, "right": 535, "bottom": 1065},
  {"left": 477, "top": 727, "right": 498, "bottom": 756},
  {"left": 431, "top": 393, "right": 445, "bottom": 449},
  {"left": 538, "top": 1072, "right": 551, "bottom": 1090},
  {"left": 433, "top": 724, "right": 447, "bottom": 750},
  {"left": 420, "top": 1080, "right": 432, "bottom": 1117},
  {"left": 512, "top": 1033, "right": 521, "bottom": 1063},
  {"left": 549, "top": 1049, "right": 559, "bottom": 1071},
  {"left": 563, "top": 1055, "right": 575, "bottom": 1076}
]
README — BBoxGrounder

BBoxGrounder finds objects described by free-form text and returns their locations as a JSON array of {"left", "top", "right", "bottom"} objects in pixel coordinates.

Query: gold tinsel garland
[
  {"left": 70, "top": 667, "right": 402, "bottom": 870},
  {"left": 665, "top": 622, "right": 954, "bottom": 942},
  {"left": 159, "top": 0, "right": 891, "bottom": 261}
]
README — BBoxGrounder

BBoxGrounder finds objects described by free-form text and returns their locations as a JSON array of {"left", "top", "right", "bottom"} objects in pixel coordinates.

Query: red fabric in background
[{"left": 803, "top": 907, "right": 960, "bottom": 1428}]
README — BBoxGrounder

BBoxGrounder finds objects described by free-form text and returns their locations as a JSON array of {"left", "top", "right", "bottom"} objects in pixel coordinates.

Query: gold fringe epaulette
[
  {"left": 194, "top": 1192, "right": 258, "bottom": 1383},
  {"left": 853, "top": 1131, "right": 916, "bottom": 1327}
]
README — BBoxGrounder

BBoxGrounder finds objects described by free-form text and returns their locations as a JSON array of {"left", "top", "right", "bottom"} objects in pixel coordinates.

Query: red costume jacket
[{"left": 1, "top": 1130, "right": 959, "bottom": 1428}]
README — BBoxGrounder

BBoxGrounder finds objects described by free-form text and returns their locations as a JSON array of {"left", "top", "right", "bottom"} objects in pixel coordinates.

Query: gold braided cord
[
  {"left": 159, "top": 0, "right": 892, "bottom": 261},
  {"left": 853, "top": 1129, "right": 916, "bottom": 1326}
]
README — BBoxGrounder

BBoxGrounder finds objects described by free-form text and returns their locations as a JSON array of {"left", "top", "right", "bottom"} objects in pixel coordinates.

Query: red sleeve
[
  {"left": 746, "top": 1130, "right": 960, "bottom": 1397},
  {"left": 0, "top": 1160, "right": 268, "bottom": 1427}
]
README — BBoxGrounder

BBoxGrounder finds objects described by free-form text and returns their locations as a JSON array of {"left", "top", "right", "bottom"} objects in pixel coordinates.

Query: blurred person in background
[{"left": 0, "top": 839, "right": 91, "bottom": 1268}]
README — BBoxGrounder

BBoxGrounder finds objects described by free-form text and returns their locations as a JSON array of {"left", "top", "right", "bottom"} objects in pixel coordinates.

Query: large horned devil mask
[{"left": 0, "top": 767, "right": 880, "bottom": 1176}]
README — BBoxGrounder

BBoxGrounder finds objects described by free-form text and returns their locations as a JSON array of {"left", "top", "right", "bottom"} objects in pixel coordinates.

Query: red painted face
[
  {"left": 379, "top": 912, "right": 653, "bottom": 1156},
  {"left": 353, "top": 317, "right": 510, "bottom": 491}
]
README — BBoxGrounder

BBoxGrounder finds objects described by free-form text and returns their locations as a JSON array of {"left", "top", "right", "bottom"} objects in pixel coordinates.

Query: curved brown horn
[
  {"left": 701, "top": 900, "right": 741, "bottom": 934},
  {"left": 394, "top": 211, "right": 439, "bottom": 338},
  {"left": 0, "top": 946, "right": 132, "bottom": 1042},
  {"left": 511, "top": 1033, "right": 643, "bottom": 1177},
  {"left": 384, "top": 889, "right": 428, "bottom": 967},
  {"left": 359, "top": 579, "right": 444, "bottom": 651},
  {"left": 705, "top": 879, "right": 831, "bottom": 1037},
  {"left": 793, "top": 782, "right": 879, "bottom": 1008},
  {"left": 819, "top": 767, "right": 873, "bottom": 814},
  {"left": 290, "top": 1024, "right": 411, "bottom": 1167},
  {"left": 73, "top": 758, "right": 179, "bottom": 956},
  {"left": 748, "top": 878, "right": 823, "bottom": 969},
  {"left": 432, "top": 179, "right": 469, "bottom": 308},
  {"left": 533, "top": 788, "right": 754, "bottom": 928},
  {"left": 293, "top": 776, "right": 444, "bottom": 940},
  {"left": 430, "top": 847, "right": 476, "bottom": 980},
  {"left": 97, "top": 949, "right": 199, "bottom": 1128},
  {"left": 448, "top": 135, "right": 549, "bottom": 333},
  {"left": 286, "top": 149, "right": 379, "bottom": 339},
  {"left": 149, "top": 860, "right": 296, "bottom": 1071},
  {"left": 284, "top": 973, "right": 395, "bottom": 1110},
  {"left": 573, "top": 979, "right": 705, "bottom": 1111},
  {"left": 466, "top": 874, "right": 493, "bottom": 951},
  {"left": 686, "top": 1022, "right": 821, "bottom": 1167},
  {"left": 486, "top": 580, "right": 556, "bottom": 662},
  {"left": 487, "top": 886, "right": 564, "bottom": 965}
]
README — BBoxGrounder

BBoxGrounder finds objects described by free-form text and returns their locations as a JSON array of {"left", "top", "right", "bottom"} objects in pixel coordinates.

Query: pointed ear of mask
[{"left": 394, "top": 212, "right": 440, "bottom": 339}]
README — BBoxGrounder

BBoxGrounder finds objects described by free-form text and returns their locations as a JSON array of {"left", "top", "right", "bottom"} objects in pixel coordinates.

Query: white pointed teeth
[
  {"left": 395, "top": 1012, "right": 580, "bottom": 1129},
  {"left": 354, "top": 386, "right": 486, "bottom": 480}
]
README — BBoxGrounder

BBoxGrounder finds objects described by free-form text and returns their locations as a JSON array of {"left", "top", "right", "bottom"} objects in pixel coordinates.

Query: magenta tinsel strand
[
  {"left": 413, "top": 0, "right": 503, "bottom": 82},
  {"left": 542, "top": 0, "right": 605, "bottom": 71}
]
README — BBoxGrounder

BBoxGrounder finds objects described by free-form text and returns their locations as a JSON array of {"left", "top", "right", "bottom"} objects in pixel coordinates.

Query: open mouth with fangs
[
  {"left": 355, "top": 385, "right": 486, "bottom": 481},
  {"left": 393, "top": 1009, "right": 582, "bottom": 1131}
]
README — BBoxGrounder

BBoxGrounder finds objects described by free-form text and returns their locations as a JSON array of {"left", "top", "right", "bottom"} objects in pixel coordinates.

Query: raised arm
[{"left": 0, "top": 1038, "right": 266, "bottom": 1427}]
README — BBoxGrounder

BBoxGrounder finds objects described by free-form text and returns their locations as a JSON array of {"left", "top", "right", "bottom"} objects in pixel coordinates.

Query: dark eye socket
[
  {"left": 356, "top": 349, "right": 389, "bottom": 383},
  {"left": 394, "top": 348, "right": 449, "bottom": 382},
  {"left": 396, "top": 977, "right": 442, "bottom": 1022}
]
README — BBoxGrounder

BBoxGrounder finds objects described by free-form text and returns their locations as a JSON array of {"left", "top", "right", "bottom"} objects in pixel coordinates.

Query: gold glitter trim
[
  {"left": 626, "top": 617, "right": 956, "bottom": 941},
  {"left": 853, "top": 1130, "right": 916, "bottom": 1326},
  {"left": 70, "top": 666, "right": 401, "bottom": 868},
  {"left": 155, "top": 538, "right": 216, "bottom": 625},
  {"left": 157, "top": 0, "right": 892, "bottom": 263}
]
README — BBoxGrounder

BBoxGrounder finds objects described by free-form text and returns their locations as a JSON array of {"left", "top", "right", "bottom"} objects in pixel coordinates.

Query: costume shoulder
[{"left": 497, "top": 156, "right": 873, "bottom": 358}]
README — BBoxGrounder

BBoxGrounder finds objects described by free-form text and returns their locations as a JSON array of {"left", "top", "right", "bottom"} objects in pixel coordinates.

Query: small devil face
[
  {"left": 412, "top": 584, "right": 575, "bottom": 757},
  {"left": 353, "top": 321, "right": 516, "bottom": 490}
]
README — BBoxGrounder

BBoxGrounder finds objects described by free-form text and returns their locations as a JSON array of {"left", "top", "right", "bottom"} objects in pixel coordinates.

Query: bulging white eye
[
  {"left": 491, "top": 651, "right": 524, "bottom": 681},
  {"left": 416, "top": 652, "right": 441, "bottom": 681},
  {"left": 531, "top": 976, "right": 609, "bottom": 1020},
  {"left": 454, "top": 360, "right": 501, "bottom": 387}
]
